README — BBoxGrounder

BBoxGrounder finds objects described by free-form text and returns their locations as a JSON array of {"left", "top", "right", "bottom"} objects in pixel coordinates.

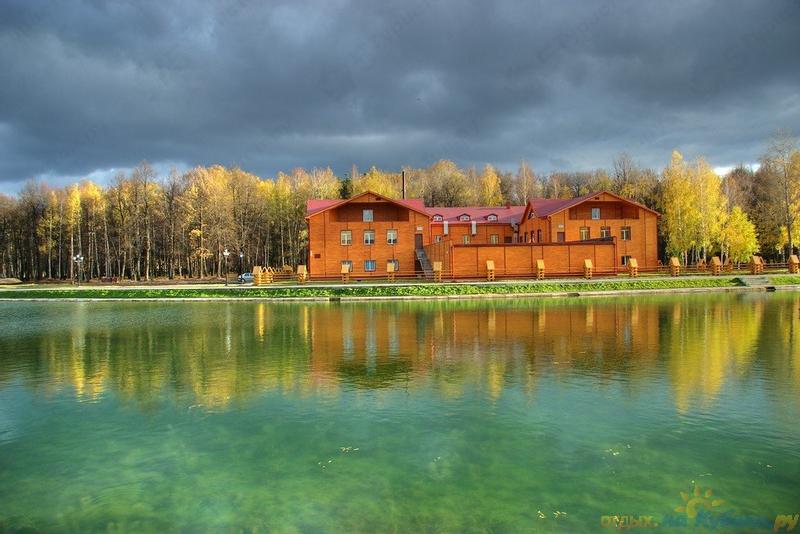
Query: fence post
[
  {"left": 669, "top": 257, "right": 681, "bottom": 277},
  {"left": 536, "top": 259, "right": 545, "bottom": 280},
  {"left": 433, "top": 261, "right": 442, "bottom": 282},
  {"left": 628, "top": 258, "right": 638, "bottom": 278}
]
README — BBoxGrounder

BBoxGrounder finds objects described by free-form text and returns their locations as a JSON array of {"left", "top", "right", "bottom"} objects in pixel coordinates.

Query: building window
[
  {"left": 591, "top": 207, "right": 601, "bottom": 220},
  {"left": 621, "top": 255, "right": 631, "bottom": 266},
  {"left": 363, "top": 230, "right": 375, "bottom": 245},
  {"left": 432, "top": 214, "right": 443, "bottom": 222},
  {"left": 537, "top": 230, "right": 542, "bottom": 242},
  {"left": 340, "top": 230, "right": 352, "bottom": 246},
  {"left": 580, "top": 227, "right": 590, "bottom": 240},
  {"left": 504, "top": 236, "right": 513, "bottom": 243},
  {"left": 365, "top": 260, "right": 376, "bottom": 272},
  {"left": 527, "top": 211, "right": 534, "bottom": 220},
  {"left": 462, "top": 235, "right": 471, "bottom": 244},
  {"left": 434, "top": 235, "right": 443, "bottom": 243},
  {"left": 387, "top": 229, "right": 398, "bottom": 245},
  {"left": 487, "top": 214, "right": 498, "bottom": 221},
  {"left": 557, "top": 232, "right": 565, "bottom": 243},
  {"left": 489, "top": 234, "right": 499, "bottom": 244},
  {"left": 524, "top": 232, "right": 529, "bottom": 243},
  {"left": 389, "top": 259, "right": 399, "bottom": 272},
  {"left": 621, "top": 226, "right": 632, "bottom": 240},
  {"left": 362, "top": 209, "right": 373, "bottom": 222},
  {"left": 341, "top": 260, "right": 352, "bottom": 272},
  {"left": 600, "top": 226, "right": 611, "bottom": 238},
  {"left": 459, "top": 214, "right": 470, "bottom": 222}
]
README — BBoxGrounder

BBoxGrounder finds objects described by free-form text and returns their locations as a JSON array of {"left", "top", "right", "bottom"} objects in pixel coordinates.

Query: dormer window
[
  {"left": 432, "top": 214, "right": 443, "bottom": 222},
  {"left": 486, "top": 214, "right": 498, "bottom": 222},
  {"left": 458, "top": 214, "right": 471, "bottom": 222},
  {"left": 527, "top": 211, "right": 534, "bottom": 220}
]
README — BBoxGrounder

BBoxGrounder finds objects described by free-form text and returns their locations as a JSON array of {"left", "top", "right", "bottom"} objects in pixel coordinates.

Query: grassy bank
[
  {"left": 0, "top": 277, "right": 745, "bottom": 300},
  {"left": 769, "top": 275, "right": 800, "bottom": 286}
]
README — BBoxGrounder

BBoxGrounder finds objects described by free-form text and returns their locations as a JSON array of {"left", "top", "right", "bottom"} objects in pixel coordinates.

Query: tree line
[{"left": 0, "top": 131, "right": 798, "bottom": 281}]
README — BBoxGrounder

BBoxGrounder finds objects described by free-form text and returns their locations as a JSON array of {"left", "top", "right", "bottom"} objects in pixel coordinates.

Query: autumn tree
[
  {"left": 761, "top": 131, "right": 800, "bottom": 256},
  {"left": 661, "top": 151, "right": 699, "bottom": 264},
  {"left": 478, "top": 164, "right": 503, "bottom": 205},
  {"left": 692, "top": 158, "right": 727, "bottom": 261},
  {"left": 721, "top": 206, "right": 759, "bottom": 264}
]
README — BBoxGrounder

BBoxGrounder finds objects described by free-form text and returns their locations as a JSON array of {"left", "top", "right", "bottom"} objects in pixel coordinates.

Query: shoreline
[{"left": 1, "top": 276, "right": 797, "bottom": 302}]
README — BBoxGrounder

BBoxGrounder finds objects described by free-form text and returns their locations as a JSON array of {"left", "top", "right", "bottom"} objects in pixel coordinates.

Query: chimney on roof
[{"left": 401, "top": 170, "right": 407, "bottom": 199}]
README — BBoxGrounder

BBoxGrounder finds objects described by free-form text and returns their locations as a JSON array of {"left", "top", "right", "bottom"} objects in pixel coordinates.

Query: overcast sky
[{"left": 1, "top": 0, "right": 798, "bottom": 193}]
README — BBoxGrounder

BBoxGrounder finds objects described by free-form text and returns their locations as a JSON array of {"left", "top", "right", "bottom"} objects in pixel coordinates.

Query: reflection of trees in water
[
  {"left": 1, "top": 294, "right": 798, "bottom": 411},
  {"left": 666, "top": 295, "right": 766, "bottom": 412}
]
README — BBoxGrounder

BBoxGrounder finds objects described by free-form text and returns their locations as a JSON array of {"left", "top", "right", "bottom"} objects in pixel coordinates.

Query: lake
[{"left": 1, "top": 293, "right": 799, "bottom": 532}]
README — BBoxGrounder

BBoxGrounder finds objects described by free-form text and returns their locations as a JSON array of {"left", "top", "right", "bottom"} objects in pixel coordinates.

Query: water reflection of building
[{"left": 3, "top": 294, "right": 797, "bottom": 412}]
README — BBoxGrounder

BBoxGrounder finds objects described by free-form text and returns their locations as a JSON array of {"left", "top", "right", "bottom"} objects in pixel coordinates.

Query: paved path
[{"left": 0, "top": 274, "right": 763, "bottom": 291}]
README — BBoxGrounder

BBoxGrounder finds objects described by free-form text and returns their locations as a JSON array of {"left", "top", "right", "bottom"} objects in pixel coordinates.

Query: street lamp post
[
  {"left": 73, "top": 254, "right": 84, "bottom": 286},
  {"left": 239, "top": 252, "right": 244, "bottom": 276},
  {"left": 223, "top": 249, "right": 230, "bottom": 286}
]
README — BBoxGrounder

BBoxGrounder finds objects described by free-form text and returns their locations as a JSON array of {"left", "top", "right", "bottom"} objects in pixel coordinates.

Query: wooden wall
[
  {"left": 425, "top": 239, "right": 618, "bottom": 278},
  {"left": 307, "top": 193, "right": 430, "bottom": 277},
  {"left": 519, "top": 193, "right": 658, "bottom": 268}
]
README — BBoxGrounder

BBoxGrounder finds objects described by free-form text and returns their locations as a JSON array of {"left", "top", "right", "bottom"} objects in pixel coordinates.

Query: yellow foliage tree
[
  {"left": 693, "top": 158, "right": 727, "bottom": 260},
  {"left": 661, "top": 151, "right": 700, "bottom": 264},
  {"left": 722, "top": 206, "right": 758, "bottom": 264},
  {"left": 478, "top": 164, "right": 503, "bottom": 205}
]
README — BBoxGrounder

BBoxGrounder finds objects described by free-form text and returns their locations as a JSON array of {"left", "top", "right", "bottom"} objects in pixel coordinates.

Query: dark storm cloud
[{"left": 1, "top": 0, "right": 798, "bottom": 191}]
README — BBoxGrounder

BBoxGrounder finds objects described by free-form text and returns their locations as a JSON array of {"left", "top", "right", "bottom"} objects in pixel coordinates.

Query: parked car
[{"left": 237, "top": 272, "right": 254, "bottom": 284}]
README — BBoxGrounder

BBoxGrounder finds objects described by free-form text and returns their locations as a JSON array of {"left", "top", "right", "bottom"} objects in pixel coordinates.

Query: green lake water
[{"left": 1, "top": 293, "right": 799, "bottom": 532}]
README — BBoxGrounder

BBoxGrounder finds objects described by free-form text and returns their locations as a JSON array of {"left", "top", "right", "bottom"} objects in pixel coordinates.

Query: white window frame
[
  {"left": 462, "top": 235, "right": 471, "bottom": 244},
  {"left": 432, "top": 214, "right": 443, "bottom": 222},
  {"left": 591, "top": 207, "right": 601, "bottom": 220},
  {"left": 600, "top": 226, "right": 611, "bottom": 238},
  {"left": 434, "top": 235, "right": 443, "bottom": 243},
  {"left": 362, "top": 209, "right": 373, "bottom": 222},
  {"left": 363, "top": 230, "right": 375, "bottom": 245},
  {"left": 459, "top": 214, "right": 470, "bottom": 222},
  {"left": 387, "top": 229, "right": 398, "bottom": 245},
  {"left": 487, "top": 214, "right": 498, "bottom": 222},
  {"left": 364, "top": 259, "right": 376, "bottom": 272},
  {"left": 580, "top": 227, "right": 590, "bottom": 240},
  {"left": 489, "top": 234, "right": 499, "bottom": 244},
  {"left": 621, "top": 226, "right": 632, "bottom": 241},
  {"left": 341, "top": 260, "right": 352, "bottom": 272},
  {"left": 340, "top": 230, "right": 352, "bottom": 246}
]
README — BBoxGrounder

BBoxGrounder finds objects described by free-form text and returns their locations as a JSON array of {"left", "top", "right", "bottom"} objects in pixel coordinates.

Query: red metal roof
[
  {"left": 427, "top": 206, "right": 526, "bottom": 224},
  {"left": 306, "top": 199, "right": 340, "bottom": 216},
  {"left": 305, "top": 193, "right": 427, "bottom": 218},
  {"left": 527, "top": 191, "right": 660, "bottom": 218},
  {"left": 306, "top": 190, "right": 659, "bottom": 222}
]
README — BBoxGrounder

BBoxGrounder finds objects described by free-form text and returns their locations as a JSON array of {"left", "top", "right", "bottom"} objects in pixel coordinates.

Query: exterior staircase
[
  {"left": 741, "top": 275, "right": 775, "bottom": 291},
  {"left": 415, "top": 248, "right": 433, "bottom": 279}
]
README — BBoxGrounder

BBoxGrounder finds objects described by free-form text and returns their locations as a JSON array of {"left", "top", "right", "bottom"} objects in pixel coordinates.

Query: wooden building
[
  {"left": 306, "top": 190, "right": 659, "bottom": 279},
  {"left": 306, "top": 191, "right": 431, "bottom": 278},
  {"left": 517, "top": 191, "right": 659, "bottom": 269}
]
